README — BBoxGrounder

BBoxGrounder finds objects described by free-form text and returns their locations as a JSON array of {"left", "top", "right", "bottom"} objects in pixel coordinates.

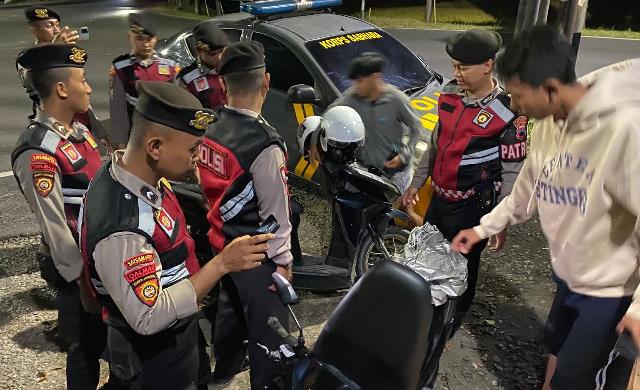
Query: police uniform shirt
[
  {"left": 89, "top": 151, "right": 199, "bottom": 335},
  {"left": 411, "top": 79, "right": 526, "bottom": 200},
  {"left": 12, "top": 111, "right": 91, "bottom": 282},
  {"left": 108, "top": 53, "right": 179, "bottom": 145},
  {"left": 214, "top": 106, "right": 293, "bottom": 265}
]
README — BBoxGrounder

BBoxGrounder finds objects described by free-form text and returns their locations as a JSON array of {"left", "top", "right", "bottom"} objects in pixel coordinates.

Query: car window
[
  {"left": 305, "top": 30, "right": 434, "bottom": 92},
  {"left": 252, "top": 33, "right": 314, "bottom": 93},
  {"left": 164, "top": 32, "right": 194, "bottom": 66}
]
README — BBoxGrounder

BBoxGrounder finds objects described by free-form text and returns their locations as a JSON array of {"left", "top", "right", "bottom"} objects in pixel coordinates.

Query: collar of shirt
[
  {"left": 225, "top": 105, "right": 260, "bottom": 119},
  {"left": 34, "top": 109, "right": 85, "bottom": 140},
  {"left": 461, "top": 78, "right": 502, "bottom": 106},
  {"left": 110, "top": 151, "right": 163, "bottom": 209},
  {"left": 130, "top": 52, "right": 159, "bottom": 68}
]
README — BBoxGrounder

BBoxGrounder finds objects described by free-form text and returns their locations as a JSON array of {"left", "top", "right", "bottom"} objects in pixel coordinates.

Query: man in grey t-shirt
[{"left": 327, "top": 52, "right": 421, "bottom": 193}]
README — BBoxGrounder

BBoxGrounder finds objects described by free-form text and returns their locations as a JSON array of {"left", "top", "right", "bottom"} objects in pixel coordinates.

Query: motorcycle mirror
[
  {"left": 272, "top": 272, "right": 300, "bottom": 306},
  {"left": 287, "top": 84, "right": 317, "bottom": 104}
]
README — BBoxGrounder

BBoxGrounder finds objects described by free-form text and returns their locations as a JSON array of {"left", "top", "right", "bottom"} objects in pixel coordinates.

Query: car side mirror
[
  {"left": 271, "top": 272, "right": 299, "bottom": 305},
  {"left": 287, "top": 84, "right": 317, "bottom": 104}
]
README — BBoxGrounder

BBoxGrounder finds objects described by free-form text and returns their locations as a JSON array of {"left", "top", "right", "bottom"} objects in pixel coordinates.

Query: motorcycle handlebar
[{"left": 268, "top": 316, "right": 298, "bottom": 347}]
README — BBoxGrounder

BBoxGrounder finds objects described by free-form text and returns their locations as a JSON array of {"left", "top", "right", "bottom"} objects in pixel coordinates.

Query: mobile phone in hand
[
  {"left": 255, "top": 215, "right": 279, "bottom": 235},
  {"left": 71, "top": 26, "right": 90, "bottom": 41}
]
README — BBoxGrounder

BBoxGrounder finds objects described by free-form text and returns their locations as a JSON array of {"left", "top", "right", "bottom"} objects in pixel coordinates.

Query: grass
[
  {"left": 363, "top": 1, "right": 500, "bottom": 30},
  {"left": 156, "top": 1, "right": 640, "bottom": 40},
  {"left": 155, "top": 4, "right": 210, "bottom": 21},
  {"left": 361, "top": 1, "right": 640, "bottom": 39}
]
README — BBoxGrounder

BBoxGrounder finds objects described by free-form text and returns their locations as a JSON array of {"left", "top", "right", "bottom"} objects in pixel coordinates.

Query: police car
[{"left": 157, "top": 0, "right": 445, "bottom": 183}]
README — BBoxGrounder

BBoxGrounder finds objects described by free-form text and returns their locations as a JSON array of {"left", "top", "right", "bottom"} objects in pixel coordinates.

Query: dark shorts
[{"left": 544, "top": 276, "right": 634, "bottom": 390}]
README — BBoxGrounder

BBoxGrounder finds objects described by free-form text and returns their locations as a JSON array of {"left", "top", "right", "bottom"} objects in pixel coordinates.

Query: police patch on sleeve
[
  {"left": 123, "top": 253, "right": 155, "bottom": 270},
  {"left": 132, "top": 274, "right": 160, "bottom": 307},
  {"left": 30, "top": 154, "right": 57, "bottom": 197},
  {"left": 124, "top": 252, "right": 160, "bottom": 307},
  {"left": 33, "top": 172, "right": 54, "bottom": 197}
]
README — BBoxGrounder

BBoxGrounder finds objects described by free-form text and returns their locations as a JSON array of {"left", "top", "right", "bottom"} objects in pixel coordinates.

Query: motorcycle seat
[{"left": 313, "top": 260, "right": 433, "bottom": 390}]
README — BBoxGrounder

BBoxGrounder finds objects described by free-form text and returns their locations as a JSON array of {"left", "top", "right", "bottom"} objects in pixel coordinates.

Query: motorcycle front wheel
[{"left": 354, "top": 225, "right": 410, "bottom": 279}]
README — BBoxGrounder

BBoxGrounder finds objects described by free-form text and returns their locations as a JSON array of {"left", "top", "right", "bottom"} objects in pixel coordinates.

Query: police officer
[
  {"left": 80, "top": 80, "right": 272, "bottom": 389},
  {"left": 198, "top": 42, "right": 292, "bottom": 389},
  {"left": 402, "top": 29, "right": 527, "bottom": 383},
  {"left": 18, "top": 7, "right": 106, "bottom": 141},
  {"left": 12, "top": 43, "right": 106, "bottom": 390},
  {"left": 109, "top": 13, "right": 180, "bottom": 149},
  {"left": 177, "top": 21, "right": 228, "bottom": 109}
]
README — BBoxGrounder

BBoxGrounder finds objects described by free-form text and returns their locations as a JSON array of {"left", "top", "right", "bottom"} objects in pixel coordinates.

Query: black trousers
[
  {"left": 108, "top": 318, "right": 200, "bottom": 390},
  {"left": 57, "top": 282, "right": 107, "bottom": 390},
  {"left": 425, "top": 194, "right": 492, "bottom": 336},
  {"left": 545, "top": 276, "right": 633, "bottom": 390},
  {"left": 213, "top": 261, "right": 290, "bottom": 389}
]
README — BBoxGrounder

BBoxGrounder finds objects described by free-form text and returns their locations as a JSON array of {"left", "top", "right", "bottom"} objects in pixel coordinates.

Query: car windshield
[{"left": 305, "top": 30, "right": 433, "bottom": 92}]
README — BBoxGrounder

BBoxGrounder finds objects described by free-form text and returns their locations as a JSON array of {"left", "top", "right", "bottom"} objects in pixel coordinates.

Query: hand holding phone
[
  {"left": 255, "top": 215, "right": 280, "bottom": 235},
  {"left": 70, "top": 26, "right": 90, "bottom": 41}
]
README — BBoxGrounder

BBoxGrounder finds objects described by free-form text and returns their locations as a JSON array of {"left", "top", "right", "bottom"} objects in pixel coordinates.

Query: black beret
[
  {"left": 25, "top": 6, "right": 60, "bottom": 23},
  {"left": 348, "top": 52, "right": 385, "bottom": 79},
  {"left": 135, "top": 81, "right": 216, "bottom": 136},
  {"left": 193, "top": 22, "right": 228, "bottom": 52},
  {"left": 446, "top": 29, "right": 502, "bottom": 64},
  {"left": 129, "top": 13, "right": 157, "bottom": 37},
  {"left": 17, "top": 43, "right": 87, "bottom": 71},
  {"left": 218, "top": 41, "right": 265, "bottom": 76}
]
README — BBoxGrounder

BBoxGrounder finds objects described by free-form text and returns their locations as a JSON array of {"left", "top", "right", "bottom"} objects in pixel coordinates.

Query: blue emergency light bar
[{"left": 241, "top": 0, "right": 342, "bottom": 16}]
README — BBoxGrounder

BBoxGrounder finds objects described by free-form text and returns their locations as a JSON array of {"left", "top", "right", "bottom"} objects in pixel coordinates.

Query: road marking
[{"left": 0, "top": 171, "right": 13, "bottom": 178}]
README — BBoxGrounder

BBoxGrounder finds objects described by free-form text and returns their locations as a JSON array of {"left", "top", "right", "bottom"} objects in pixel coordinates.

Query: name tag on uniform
[
  {"left": 154, "top": 208, "right": 175, "bottom": 238},
  {"left": 61, "top": 142, "right": 83, "bottom": 165},
  {"left": 158, "top": 64, "right": 170, "bottom": 75},
  {"left": 194, "top": 76, "right": 210, "bottom": 92},
  {"left": 83, "top": 131, "right": 98, "bottom": 149}
]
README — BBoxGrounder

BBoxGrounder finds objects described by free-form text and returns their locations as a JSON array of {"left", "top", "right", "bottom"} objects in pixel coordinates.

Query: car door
[{"left": 250, "top": 32, "right": 324, "bottom": 182}]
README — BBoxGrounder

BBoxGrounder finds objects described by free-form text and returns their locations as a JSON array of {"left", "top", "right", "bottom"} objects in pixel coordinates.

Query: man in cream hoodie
[{"left": 452, "top": 25, "right": 639, "bottom": 390}]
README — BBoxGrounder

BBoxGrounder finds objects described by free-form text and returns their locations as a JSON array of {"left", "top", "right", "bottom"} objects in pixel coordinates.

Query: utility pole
[
  {"left": 537, "top": 0, "right": 551, "bottom": 24},
  {"left": 425, "top": 0, "right": 434, "bottom": 25},
  {"left": 560, "top": 0, "right": 588, "bottom": 61},
  {"left": 515, "top": 0, "right": 542, "bottom": 34}
]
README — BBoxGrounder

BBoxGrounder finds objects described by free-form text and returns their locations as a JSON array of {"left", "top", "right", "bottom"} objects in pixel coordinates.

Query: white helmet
[
  {"left": 319, "top": 105, "right": 365, "bottom": 152},
  {"left": 296, "top": 115, "right": 323, "bottom": 155}
]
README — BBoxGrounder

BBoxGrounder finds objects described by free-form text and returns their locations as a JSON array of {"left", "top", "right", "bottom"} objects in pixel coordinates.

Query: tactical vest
[
  {"left": 80, "top": 164, "right": 199, "bottom": 326},
  {"left": 198, "top": 108, "right": 286, "bottom": 254},
  {"left": 432, "top": 85, "right": 522, "bottom": 196},
  {"left": 11, "top": 121, "right": 102, "bottom": 240},
  {"left": 112, "top": 54, "right": 178, "bottom": 127},
  {"left": 179, "top": 62, "right": 227, "bottom": 110}
]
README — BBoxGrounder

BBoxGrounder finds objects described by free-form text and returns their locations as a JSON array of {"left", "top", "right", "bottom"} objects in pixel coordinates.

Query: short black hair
[
  {"left": 27, "top": 67, "right": 71, "bottom": 100},
  {"left": 496, "top": 25, "right": 577, "bottom": 87},
  {"left": 223, "top": 68, "right": 265, "bottom": 97}
]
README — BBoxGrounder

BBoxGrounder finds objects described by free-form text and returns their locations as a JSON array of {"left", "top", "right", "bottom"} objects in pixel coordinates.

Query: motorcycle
[
  {"left": 171, "top": 136, "right": 410, "bottom": 292},
  {"left": 262, "top": 259, "right": 434, "bottom": 389}
]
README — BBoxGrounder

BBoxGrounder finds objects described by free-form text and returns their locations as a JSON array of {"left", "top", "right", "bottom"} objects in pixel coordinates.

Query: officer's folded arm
[{"left": 93, "top": 231, "right": 199, "bottom": 336}]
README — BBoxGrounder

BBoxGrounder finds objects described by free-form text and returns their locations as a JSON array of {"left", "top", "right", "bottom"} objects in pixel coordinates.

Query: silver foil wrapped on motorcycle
[{"left": 401, "top": 223, "right": 468, "bottom": 306}]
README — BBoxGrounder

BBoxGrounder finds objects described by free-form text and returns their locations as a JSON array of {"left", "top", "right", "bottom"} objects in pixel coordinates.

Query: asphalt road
[
  {"left": 1, "top": 1, "right": 639, "bottom": 238},
  {"left": 0, "top": 3, "right": 637, "bottom": 388}
]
